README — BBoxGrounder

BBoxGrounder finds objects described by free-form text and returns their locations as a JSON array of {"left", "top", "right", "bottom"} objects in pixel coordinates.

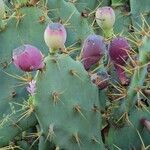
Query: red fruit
[
  {"left": 81, "top": 34, "right": 106, "bottom": 70},
  {"left": 109, "top": 37, "right": 130, "bottom": 85},
  {"left": 109, "top": 37, "right": 130, "bottom": 65},
  {"left": 12, "top": 44, "right": 44, "bottom": 72}
]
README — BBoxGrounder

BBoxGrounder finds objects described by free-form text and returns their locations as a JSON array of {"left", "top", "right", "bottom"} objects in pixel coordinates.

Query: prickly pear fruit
[
  {"left": 0, "top": 0, "right": 5, "bottom": 19},
  {"left": 12, "top": 44, "right": 44, "bottom": 72},
  {"left": 81, "top": 34, "right": 106, "bottom": 70},
  {"left": 96, "top": 6, "right": 115, "bottom": 29},
  {"left": 109, "top": 37, "right": 130, "bottom": 65},
  {"left": 109, "top": 37, "right": 130, "bottom": 85},
  {"left": 140, "top": 118, "right": 150, "bottom": 132},
  {"left": 95, "top": 6, "right": 115, "bottom": 37},
  {"left": 44, "top": 22, "right": 67, "bottom": 52},
  {"left": 91, "top": 71, "right": 109, "bottom": 90}
]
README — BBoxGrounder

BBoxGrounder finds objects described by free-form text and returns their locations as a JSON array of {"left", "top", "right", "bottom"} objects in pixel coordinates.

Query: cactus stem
[{"left": 103, "top": 28, "right": 114, "bottom": 38}]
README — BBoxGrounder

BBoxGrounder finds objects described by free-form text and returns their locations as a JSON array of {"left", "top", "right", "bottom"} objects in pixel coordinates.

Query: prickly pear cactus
[{"left": 0, "top": 0, "right": 150, "bottom": 149}]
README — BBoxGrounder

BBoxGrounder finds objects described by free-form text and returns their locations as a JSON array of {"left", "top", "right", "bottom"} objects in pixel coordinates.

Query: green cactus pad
[
  {"left": 34, "top": 54, "right": 105, "bottom": 150},
  {"left": 107, "top": 108, "right": 150, "bottom": 150}
]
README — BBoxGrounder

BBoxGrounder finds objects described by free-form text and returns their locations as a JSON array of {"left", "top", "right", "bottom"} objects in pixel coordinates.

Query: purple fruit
[
  {"left": 95, "top": 7, "right": 115, "bottom": 30},
  {"left": 44, "top": 22, "right": 67, "bottom": 51},
  {"left": 91, "top": 71, "right": 109, "bottom": 90},
  {"left": 81, "top": 34, "right": 106, "bottom": 70},
  {"left": 140, "top": 118, "right": 150, "bottom": 132},
  {"left": 109, "top": 37, "right": 130, "bottom": 85},
  {"left": 12, "top": 44, "right": 44, "bottom": 72},
  {"left": 109, "top": 37, "right": 130, "bottom": 64}
]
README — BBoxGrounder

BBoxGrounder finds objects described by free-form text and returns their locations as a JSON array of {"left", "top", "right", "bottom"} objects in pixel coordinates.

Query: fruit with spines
[
  {"left": 109, "top": 36, "right": 130, "bottom": 85},
  {"left": 81, "top": 34, "right": 106, "bottom": 70}
]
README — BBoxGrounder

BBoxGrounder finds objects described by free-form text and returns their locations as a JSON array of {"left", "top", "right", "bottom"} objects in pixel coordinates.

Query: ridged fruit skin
[
  {"left": 95, "top": 6, "right": 115, "bottom": 30},
  {"left": 81, "top": 34, "right": 106, "bottom": 70},
  {"left": 12, "top": 44, "right": 44, "bottom": 72},
  {"left": 44, "top": 22, "right": 67, "bottom": 51}
]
